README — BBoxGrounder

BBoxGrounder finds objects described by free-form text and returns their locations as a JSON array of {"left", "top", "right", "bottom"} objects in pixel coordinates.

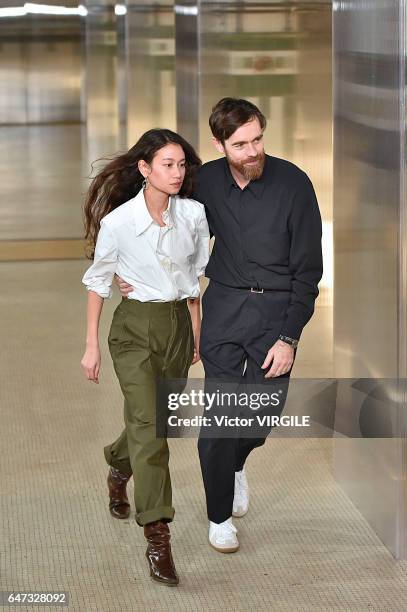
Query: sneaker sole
[
  {"left": 232, "top": 508, "right": 248, "bottom": 518},
  {"left": 210, "top": 542, "right": 239, "bottom": 553}
]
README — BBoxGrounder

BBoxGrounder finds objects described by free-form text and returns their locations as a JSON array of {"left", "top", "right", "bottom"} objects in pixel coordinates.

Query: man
[{"left": 116, "top": 97, "right": 323, "bottom": 554}]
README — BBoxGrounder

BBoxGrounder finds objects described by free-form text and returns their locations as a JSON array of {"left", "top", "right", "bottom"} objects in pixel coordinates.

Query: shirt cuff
[
  {"left": 83, "top": 281, "right": 112, "bottom": 299},
  {"left": 278, "top": 320, "right": 302, "bottom": 342}
]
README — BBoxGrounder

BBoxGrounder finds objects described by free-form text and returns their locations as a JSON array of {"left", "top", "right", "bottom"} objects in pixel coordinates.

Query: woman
[{"left": 81, "top": 129, "right": 209, "bottom": 586}]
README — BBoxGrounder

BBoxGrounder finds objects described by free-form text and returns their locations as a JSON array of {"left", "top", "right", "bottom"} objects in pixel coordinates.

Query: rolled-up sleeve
[
  {"left": 194, "top": 206, "right": 210, "bottom": 278},
  {"left": 82, "top": 220, "right": 118, "bottom": 299}
]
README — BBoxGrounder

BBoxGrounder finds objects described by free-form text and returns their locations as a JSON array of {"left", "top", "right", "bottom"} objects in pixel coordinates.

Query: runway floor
[{"left": 1, "top": 260, "right": 407, "bottom": 611}]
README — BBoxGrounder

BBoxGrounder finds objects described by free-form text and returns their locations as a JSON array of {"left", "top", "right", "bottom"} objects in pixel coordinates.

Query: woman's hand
[
  {"left": 81, "top": 344, "right": 101, "bottom": 383},
  {"left": 187, "top": 296, "right": 201, "bottom": 365}
]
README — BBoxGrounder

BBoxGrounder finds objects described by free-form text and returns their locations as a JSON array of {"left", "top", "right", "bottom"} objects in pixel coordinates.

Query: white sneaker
[
  {"left": 209, "top": 517, "right": 239, "bottom": 553},
  {"left": 233, "top": 467, "right": 249, "bottom": 517}
]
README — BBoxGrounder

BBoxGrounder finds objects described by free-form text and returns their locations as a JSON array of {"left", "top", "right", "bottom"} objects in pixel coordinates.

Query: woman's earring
[{"left": 142, "top": 177, "right": 149, "bottom": 190}]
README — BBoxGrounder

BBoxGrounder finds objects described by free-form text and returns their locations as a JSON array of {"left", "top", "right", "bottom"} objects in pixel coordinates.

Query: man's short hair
[{"left": 209, "top": 97, "right": 267, "bottom": 143}]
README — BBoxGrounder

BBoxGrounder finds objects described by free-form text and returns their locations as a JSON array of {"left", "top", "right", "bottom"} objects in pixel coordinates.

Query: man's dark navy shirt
[{"left": 193, "top": 154, "right": 323, "bottom": 341}]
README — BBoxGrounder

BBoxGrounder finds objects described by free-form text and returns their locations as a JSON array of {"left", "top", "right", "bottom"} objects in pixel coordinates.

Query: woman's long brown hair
[{"left": 83, "top": 128, "right": 201, "bottom": 259}]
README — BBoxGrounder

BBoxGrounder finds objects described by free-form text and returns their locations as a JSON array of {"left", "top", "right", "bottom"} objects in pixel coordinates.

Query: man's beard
[{"left": 226, "top": 150, "right": 266, "bottom": 181}]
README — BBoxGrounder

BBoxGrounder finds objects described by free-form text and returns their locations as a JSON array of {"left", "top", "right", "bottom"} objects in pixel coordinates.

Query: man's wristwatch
[{"left": 278, "top": 334, "right": 299, "bottom": 349}]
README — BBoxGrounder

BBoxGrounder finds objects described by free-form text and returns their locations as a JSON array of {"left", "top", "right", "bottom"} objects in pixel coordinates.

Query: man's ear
[{"left": 212, "top": 137, "right": 225, "bottom": 156}]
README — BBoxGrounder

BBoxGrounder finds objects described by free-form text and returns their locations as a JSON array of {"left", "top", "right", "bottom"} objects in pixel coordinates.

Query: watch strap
[{"left": 278, "top": 334, "right": 299, "bottom": 348}]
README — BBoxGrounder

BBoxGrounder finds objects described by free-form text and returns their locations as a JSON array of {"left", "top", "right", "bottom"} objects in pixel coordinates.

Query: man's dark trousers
[{"left": 198, "top": 280, "right": 296, "bottom": 524}]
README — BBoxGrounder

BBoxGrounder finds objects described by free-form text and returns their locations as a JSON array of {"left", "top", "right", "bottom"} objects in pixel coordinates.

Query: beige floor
[{"left": 1, "top": 260, "right": 407, "bottom": 611}]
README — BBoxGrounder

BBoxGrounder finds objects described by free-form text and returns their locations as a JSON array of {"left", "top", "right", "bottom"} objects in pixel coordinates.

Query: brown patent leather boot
[
  {"left": 107, "top": 466, "right": 131, "bottom": 519},
  {"left": 144, "top": 520, "right": 179, "bottom": 586}
]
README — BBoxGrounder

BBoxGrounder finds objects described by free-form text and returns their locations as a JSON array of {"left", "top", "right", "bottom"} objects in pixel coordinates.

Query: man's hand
[
  {"left": 115, "top": 274, "right": 134, "bottom": 297},
  {"left": 261, "top": 339, "right": 294, "bottom": 378}
]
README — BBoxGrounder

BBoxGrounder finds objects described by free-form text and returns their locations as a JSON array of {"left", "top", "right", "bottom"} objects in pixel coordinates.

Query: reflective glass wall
[
  {"left": 333, "top": 0, "right": 407, "bottom": 559},
  {"left": 0, "top": 1, "right": 87, "bottom": 244},
  {"left": 125, "top": 0, "right": 176, "bottom": 144},
  {"left": 0, "top": 1, "right": 83, "bottom": 125}
]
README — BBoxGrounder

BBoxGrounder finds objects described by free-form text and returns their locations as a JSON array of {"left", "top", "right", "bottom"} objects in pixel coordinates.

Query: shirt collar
[
  {"left": 132, "top": 189, "right": 175, "bottom": 236},
  {"left": 223, "top": 155, "right": 269, "bottom": 199}
]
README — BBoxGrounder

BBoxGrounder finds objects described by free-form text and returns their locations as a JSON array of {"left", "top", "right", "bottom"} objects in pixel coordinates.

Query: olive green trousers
[{"left": 104, "top": 297, "right": 194, "bottom": 526}]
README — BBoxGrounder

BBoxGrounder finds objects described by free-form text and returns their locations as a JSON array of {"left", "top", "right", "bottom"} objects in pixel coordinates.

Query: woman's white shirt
[{"left": 82, "top": 189, "right": 210, "bottom": 301}]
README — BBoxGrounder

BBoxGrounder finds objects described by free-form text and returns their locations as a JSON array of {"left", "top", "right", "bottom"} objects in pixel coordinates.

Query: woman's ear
[{"left": 138, "top": 159, "right": 150, "bottom": 178}]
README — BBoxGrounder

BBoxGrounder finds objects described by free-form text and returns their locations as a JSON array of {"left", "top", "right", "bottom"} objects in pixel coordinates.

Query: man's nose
[{"left": 247, "top": 144, "right": 257, "bottom": 157}]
